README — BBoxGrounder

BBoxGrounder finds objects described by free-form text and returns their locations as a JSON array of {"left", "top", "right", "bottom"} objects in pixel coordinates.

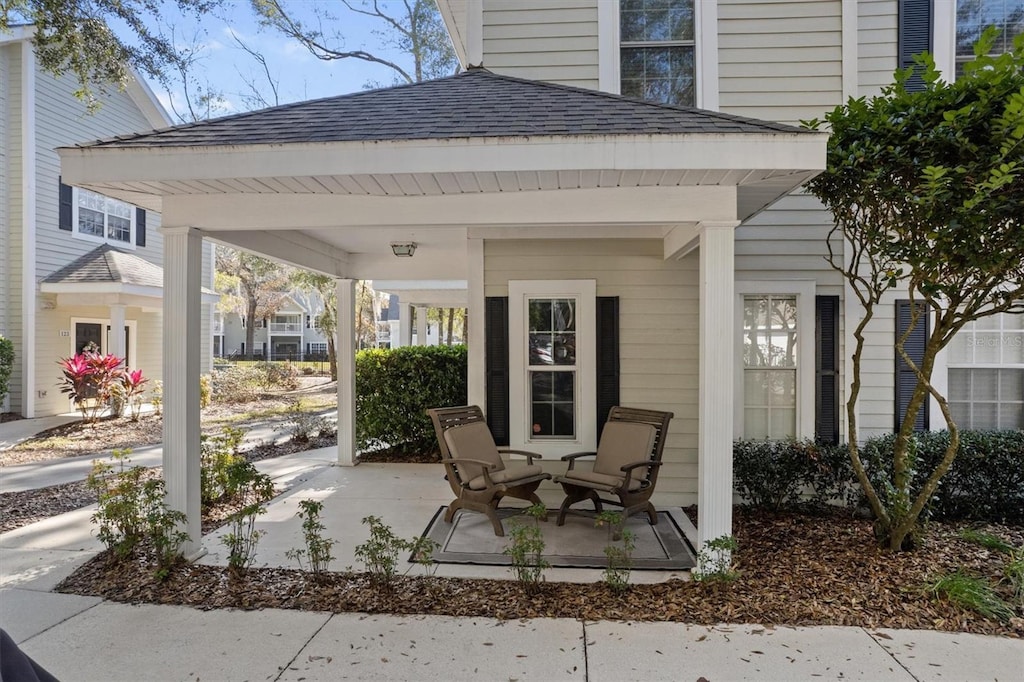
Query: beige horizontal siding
[
  {"left": 485, "top": 238, "right": 700, "bottom": 502},
  {"left": 858, "top": 0, "right": 898, "bottom": 97}
]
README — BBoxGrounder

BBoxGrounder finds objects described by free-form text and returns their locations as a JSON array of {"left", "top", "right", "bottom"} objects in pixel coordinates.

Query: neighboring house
[
  {"left": 0, "top": 26, "right": 215, "bottom": 417},
  {"left": 217, "top": 294, "right": 333, "bottom": 359},
  {"left": 57, "top": 0, "right": 1023, "bottom": 555}
]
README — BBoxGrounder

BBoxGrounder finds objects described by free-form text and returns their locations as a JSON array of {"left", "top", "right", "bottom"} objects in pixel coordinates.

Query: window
[
  {"left": 620, "top": 0, "right": 695, "bottom": 106},
  {"left": 74, "top": 188, "right": 134, "bottom": 246},
  {"left": 742, "top": 296, "right": 798, "bottom": 439},
  {"left": 947, "top": 312, "right": 1024, "bottom": 429},
  {"left": 735, "top": 282, "right": 816, "bottom": 440},
  {"left": 956, "top": 0, "right": 1024, "bottom": 75},
  {"left": 509, "top": 280, "right": 596, "bottom": 455}
]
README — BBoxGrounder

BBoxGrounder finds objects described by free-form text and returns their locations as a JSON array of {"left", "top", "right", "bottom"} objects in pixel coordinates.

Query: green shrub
[
  {"left": 927, "top": 571, "right": 1014, "bottom": 622},
  {"left": 355, "top": 345, "right": 467, "bottom": 455},
  {"left": 733, "top": 440, "right": 852, "bottom": 510},
  {"left": 693, "top": 535, "right": 740, "bottom": 582},
  {"left": 0, "top": 335, "right": 14, "bottom": 408},
  {"left": 860, "top": 430, "right": 1024, "bottom": 523},
  {"left": 210, "top": 365, "right": 264, "bottom": 403},
  {"left": 503, "top": 504, "right": 549, "bottom": 593},
  {"left": 221, "top": 460, "right": 276, "bottom": 576},
  {"left": 262, "top": 361, "right": 300, "bottom": 391},
  {"left": 199, "top": 374, "right": 212, "bottom": 409},
  {"left": 285, "top": 499, "right": 336, "bottom": 578},
  {"left": 200, "top": 427, "right": 245, "bottom": 507},
  {"left": 278, "top": 400, "right": 333, "bottom": 443}
]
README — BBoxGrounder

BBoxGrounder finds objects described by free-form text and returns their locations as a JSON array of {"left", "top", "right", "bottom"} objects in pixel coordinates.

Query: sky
[{"left": 133, "top": 1, "right": 423, "bottom": 122}]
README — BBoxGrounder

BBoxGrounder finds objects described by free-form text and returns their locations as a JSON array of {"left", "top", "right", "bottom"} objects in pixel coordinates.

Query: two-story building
[
  {"left": 57, "top": 0, "right": 1023, "bottom": 555},
  {"left": 1, "top": 26, "right": 215, "bottom": 417}
]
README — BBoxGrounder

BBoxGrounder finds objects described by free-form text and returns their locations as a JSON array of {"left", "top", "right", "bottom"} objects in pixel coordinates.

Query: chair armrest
[
  {"left": 620, "top": 460, "right": 662, "bottom": 472},
  {"left": 449, "top": 458, "right": 498, "bottom": 489},
  {"left": 452, "top": 458, "right": 499, "bottom": 470},
  {"left": 560, "top": 451, "right": 597, "bottom": 472},
  {"left": 498, "top": 448, "right": 545, "bottom": 465}
]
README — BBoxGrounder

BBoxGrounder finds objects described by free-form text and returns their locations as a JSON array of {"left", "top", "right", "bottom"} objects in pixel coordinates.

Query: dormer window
[{"left": 620, "top": 0, "right": 695, "bottom": 106}]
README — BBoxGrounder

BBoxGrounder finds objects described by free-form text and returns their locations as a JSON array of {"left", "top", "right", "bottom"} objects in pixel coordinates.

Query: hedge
[
  {"left": 0, "top": 336, "right": 13, "bottom": 409},
  {"left": 355, "top": 345, "right": 467, "bottom": 455},
  {"left": 733, "top": 430, "right": 1024, "bottom": 523}
]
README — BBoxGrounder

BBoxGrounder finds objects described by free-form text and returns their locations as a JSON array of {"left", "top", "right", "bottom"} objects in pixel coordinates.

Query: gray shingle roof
[
  {"left": 77, "top": 68, "right": 807, "bottom": 149},
  {"left": 42, "top": 244, "right": 164, "bottom": 288}
]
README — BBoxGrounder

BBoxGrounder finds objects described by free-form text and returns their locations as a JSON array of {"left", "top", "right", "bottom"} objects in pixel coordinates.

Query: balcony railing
[{"left": 269, "top": 322, "right": 302, "bottom": 333}]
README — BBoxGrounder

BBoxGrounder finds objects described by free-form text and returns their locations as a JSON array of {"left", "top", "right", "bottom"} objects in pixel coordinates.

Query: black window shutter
[
  {"left": 815, "top": 296, "right": 841, "bottom": 444},
  {"left": 596, "top": 296, "right": 620, "bottom": 442},
  {"left": 59, "top": 179, "right": 73, "bottom": 231},
  {"left": 898, "top": 0, "right": 932, "bottom": 92},
  {"left": 485, "top": 296, "right": 510, "bottom": 446},
  {"left": 895, "top": 300, "right": 929, "bottom": 431},
  {"left": 135, "top": 208, "right": 146, "bottom": 246}
]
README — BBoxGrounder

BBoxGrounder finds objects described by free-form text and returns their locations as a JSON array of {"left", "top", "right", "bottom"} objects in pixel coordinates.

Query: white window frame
[
  {"left": 734, "top": 281, "right": 816, "bottom": 440},
  {"left": 945, "top": 312, "right": 1024, "bottom": 429},
  {"left": 509, "top": 280, "right": 597, "bottom": 457},
  {"left": 599, "top": 0, "right": 719, "bottom": 109},
  {"left": 71, "top": 187, "right": 136, "bottom": 249}
]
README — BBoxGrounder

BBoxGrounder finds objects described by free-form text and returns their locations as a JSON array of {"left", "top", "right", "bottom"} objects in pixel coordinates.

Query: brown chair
[
  {"left": 428, "top": 405, "right": 551, "bottom": 537},
  {"left": 554, "top": 406, "right": 674, "bottom": 526}
]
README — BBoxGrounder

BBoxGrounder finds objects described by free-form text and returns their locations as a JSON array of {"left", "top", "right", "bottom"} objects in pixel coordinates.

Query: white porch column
[
  {"left": 697, "top": 221, "right": 739, "bottom": 559},
  {"left": 399, "top": 303, "right": 412, "bottom": 347},
  {"left": 466, "top": 238, "right": 486, "bottom": 409},
  {"left": 162, "top": 226, "right": 203, "bottom": 559},
  {"left": 415, "top": 305, "right": 428, "bottom": 346},
  {"left": 108, "top": 305, "right": 126, "bottom": 365},
  {"left": 337, "top": 278, "right": 357, "bottom": 466}
]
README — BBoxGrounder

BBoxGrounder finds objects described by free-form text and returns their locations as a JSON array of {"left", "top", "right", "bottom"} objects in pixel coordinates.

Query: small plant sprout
[
  {"left": 595, "top": 511, "right": 635, "bottom": 593},
  {"left": 285, "top": 499, "right": 336, "bottom": 579},
  {"left": 354, "top": 515, "right": 406, "bottom": 588},
  {"left": 503, "top": 503, "right": 549, "bottom": 594},
  {"left": 693, "top": 535, "right": 740, "bottom": 582},
  {"left": 220, "top": 460, "right": 276, "bottom": 577}
]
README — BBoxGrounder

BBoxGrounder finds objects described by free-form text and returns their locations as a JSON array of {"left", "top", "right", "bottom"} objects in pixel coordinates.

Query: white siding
[
  {"left": 485, "top": 238, "right": 700, "bottom": 504},
  {"left": 482, "top": 0, "right": 600, "bottom": 88},
  {"left": 858, "top": 0, "right": 898, "bottom": 98},
  {"left": 0, "top": 45, "right": 8, "bottom": 342},
  {"left": 718, "top": 0, "right": 844, "bottom": 124}
]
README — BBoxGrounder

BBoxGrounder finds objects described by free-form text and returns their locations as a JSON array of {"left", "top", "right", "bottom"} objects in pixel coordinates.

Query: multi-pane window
[
  {"left": 956, "top": 0, "right": 1024, "bottom": 74},
  {"left": 742, "top": 296, "right": 798, "bottom": 439},
  {"left": 948, "top": 312, "right": 1024, "bottom": 429},
  {"left": 620, "top": 0, "right": 695, "bottom": 106},
  {"left": 76, "top": 188, "right": 133, "bottom": 244},
  {"left": 527, "top": 298, "right": 577, "bottom": 439}
]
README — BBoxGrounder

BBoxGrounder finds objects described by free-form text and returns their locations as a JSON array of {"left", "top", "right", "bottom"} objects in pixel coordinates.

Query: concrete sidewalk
[{"left": 1, "top": 595, "right": 1021, "bottom": 681}]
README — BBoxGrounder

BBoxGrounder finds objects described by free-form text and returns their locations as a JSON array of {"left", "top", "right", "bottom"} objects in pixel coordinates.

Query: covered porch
[{"left": 58, "top": 68, "right": 826, "bottom": 560}]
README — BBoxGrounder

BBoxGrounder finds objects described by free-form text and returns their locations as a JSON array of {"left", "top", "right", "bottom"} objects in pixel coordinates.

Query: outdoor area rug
[{"left": 416, "top": 506, "right": 697, "bottom": 570}]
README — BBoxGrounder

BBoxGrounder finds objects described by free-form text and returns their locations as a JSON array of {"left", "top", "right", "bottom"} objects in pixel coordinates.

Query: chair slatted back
[
  {"left": 428, "top": 405, "right": 489, "bottom": 493},
  {"left": 605, "top": 406, "right": 674, "bottom": 486}
]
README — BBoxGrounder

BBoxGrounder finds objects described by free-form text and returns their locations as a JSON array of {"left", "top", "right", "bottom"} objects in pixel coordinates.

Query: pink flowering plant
[
  {"left": 120, "top": 369, "right": 150, "bottom": 421},
  {"left": 58, "top": 352, "right": 128, "bottom": 422}
]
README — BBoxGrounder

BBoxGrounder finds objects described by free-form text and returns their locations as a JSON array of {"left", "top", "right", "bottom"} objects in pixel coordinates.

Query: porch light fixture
[{"left": 390, "top": 242, "right": 417, "bottom": 257}]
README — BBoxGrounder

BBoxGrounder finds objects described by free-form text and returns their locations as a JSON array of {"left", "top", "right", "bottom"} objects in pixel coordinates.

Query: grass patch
[
  {"left": 1005, "top": 549, "right": 1024, "bottom": 608},
  {"left": 202, "top": 398, "right": 336, "bottom": 427},
  {"left": 958, "top": 528, "right": 1015, "bottom": 554},
  {"left": 10, "top": 436, "right": 76, "bottom": 452},
  {"left": 928, "top": 571, "right": 1015, "bottom": 622}
]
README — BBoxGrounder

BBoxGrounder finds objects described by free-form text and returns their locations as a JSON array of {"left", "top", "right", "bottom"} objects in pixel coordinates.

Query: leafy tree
[
  {"left": 805, "top": 29, "right": 1024, "bottom": 551},
  {"left": 291, "top": 270, "right": 338, "bottom": 379},
  {"left": 215, "top": 247, "right": 291, "bottom": 359},
  {"left": 0, "top": 336, "right": 14, "bottom": 409},
  {"left": 1, "top": 0, "right": 220, "bottom": 108},
  {"left": 250, "top": 0, "right": 457, "bottom": 85}
]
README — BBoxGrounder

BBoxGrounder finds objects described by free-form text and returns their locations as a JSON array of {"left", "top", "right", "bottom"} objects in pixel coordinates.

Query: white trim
[
  {"left": 508, "top": 279, "right": 596, "bottom": 458},
  {"left": 69, "top": 316, "right": 139, "bottom": 370},
  {"left": 21, "top": 40, "right": 36, "bottom": 417},
  {"left": 933, "top": 0, "right": 957, "bottom": 83},
  {"left": 436, "top": 0, "right": 469, "bottom": 68},
  {"left": 0, "top": 25, "right": 34, "bottom": 44},
  {"left": 71, "top": 187, "right": 137, "bottom": 250},
  {"left": 696, "top": 0, "right": 719, "bottom": 110},
  {"left": 841, "top": 0, "right": 858, "bottom": 99},
  {"left": 466, "top": 238, "right": 485, "bottom": 411},
  {"left": 125, "top": 71, "right": 172, "bottom": 129},
  {"left": 597, "top": 0, "right": 620, "bottom": 94},
  {"left": 733, "top": 280, "right": 817, "bottom": 440},
  {"left": 337, "top": 278, "right": 357, "bottom": 466},
  {"left": 466, "top": 0, "right": 483, "bottom": 67}
]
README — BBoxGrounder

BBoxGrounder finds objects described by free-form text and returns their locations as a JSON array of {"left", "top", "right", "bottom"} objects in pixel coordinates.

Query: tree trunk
[
  {"left": 446, "top": 308, "right": 454, "bottom": 346},
  {"left": 328, "top": 337, "right": 337, "bottom": 382},
  {"left": 245, "top": 300, "right": 257, "bottom": 360}
]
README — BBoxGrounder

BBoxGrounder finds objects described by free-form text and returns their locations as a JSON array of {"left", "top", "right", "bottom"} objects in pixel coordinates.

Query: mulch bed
[{"left": 55, "top": 507, "right": 1024, "bottom": 637}]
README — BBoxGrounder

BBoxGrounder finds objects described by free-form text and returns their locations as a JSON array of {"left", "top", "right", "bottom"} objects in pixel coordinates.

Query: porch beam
[
  {"left": 663, "top": 223, "right": 701, "bottom": 260},
  {"left": 399, "top": 303, "right": 412, "bottom": 347},
  {"left": 336, "top": 278, "right": 357, "bottom": 466},
  {"left": 205, "top": 230, "right": 349, "bottom": 277},
  {"left": 697, "top": 221, "right": 739, "bottom": 565},
  {"left": 161, "top": 226, "right": 204, "bottom": 558}
]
